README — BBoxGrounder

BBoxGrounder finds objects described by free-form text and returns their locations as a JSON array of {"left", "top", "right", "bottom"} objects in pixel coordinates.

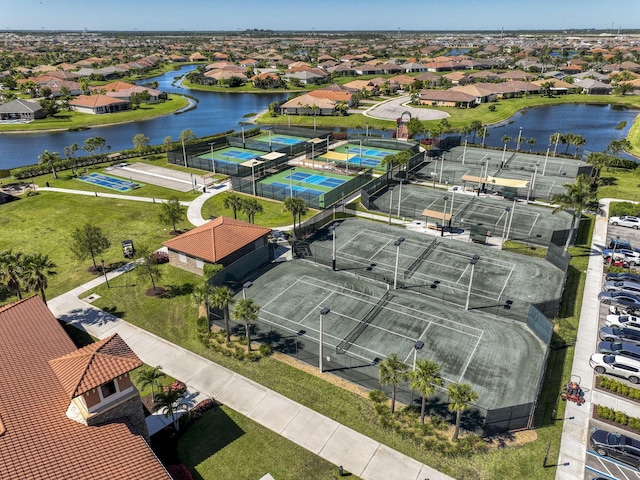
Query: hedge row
[
  {"left": 610, "top": 201, "right": 640, "bottom": 218},
  {"left": 599, "top": 376, "right": 640, "bottom": 400},
  {"left": 596, "top": 404, "right": 640, "bottom": 432}
]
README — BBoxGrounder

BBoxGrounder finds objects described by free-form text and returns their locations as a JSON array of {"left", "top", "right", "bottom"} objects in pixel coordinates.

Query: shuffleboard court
[{"left": 77, "top": 172, "right": 143, "bottom": 192}]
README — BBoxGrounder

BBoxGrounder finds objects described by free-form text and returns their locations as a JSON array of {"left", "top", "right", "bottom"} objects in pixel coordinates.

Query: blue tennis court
[
  {"left": 270, "top": 182, "right": 324, "bottom": 197},
  {"left": 345, "top": 156, "right": 380, "bottom": 168},
  {"left": 348, "top": 147, "right": 394, "bottom": 158},
  {"left": 287, "top": 171, "right": 346, "bottom": 188},
  {"left": 77, "top": 172, "right": 141, "bottom": 192},
  {"left": 271, "top": 136, "right": 303, "bottom": 145},
  {"left": 221, "top": 149, "right": 259, "bottom": 160}
]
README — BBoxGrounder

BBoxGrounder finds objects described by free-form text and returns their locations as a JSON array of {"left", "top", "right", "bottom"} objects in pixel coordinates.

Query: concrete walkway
[
  {"left": 39, "top": 186, "right": 191, "bottom": 206},
  {"left": 47, "top": 269, "right": 455, "bottom": 480}
]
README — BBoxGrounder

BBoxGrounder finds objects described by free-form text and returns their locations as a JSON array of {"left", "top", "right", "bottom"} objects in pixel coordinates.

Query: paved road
[{"left": 364, "top": 95, "right": 450, "bottom": 121}]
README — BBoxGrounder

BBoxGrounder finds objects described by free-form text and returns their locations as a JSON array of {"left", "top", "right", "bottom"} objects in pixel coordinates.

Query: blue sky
[{"left": 2, "top": 0, "right": 639, "bottom": 31}]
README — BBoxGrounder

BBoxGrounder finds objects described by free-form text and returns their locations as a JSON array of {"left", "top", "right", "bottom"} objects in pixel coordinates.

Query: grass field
[
  {"left": 0, "top": 192, "right": 188, "bottom": 304},
  {"left": 201, "top": 190, "right": 317, "bottom": 228},
  {"left": 0, "top": 94, "right": 189, "bottom": 132},
  {"left": 597, "top": 167, "right": 640, "bottom": 201}
]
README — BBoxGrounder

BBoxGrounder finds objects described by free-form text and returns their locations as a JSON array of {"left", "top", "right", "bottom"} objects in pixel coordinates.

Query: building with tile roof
[
  {"left": 0, "top": 295, "right": 171, "bottom": 480},
  {"left": 163, "top": 216, "right": 271, "bottom": 276},
  {"left": 69, "top": 94, "right": 129, "bottom": 114}
]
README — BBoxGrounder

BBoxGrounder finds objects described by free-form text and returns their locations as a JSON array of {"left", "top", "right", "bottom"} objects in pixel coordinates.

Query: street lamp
[
  {"left": 268, "top": 128, "right": 272, "bottom": 151},
  {"left": 181, "top": 137, "right": 187, "bottom": 167},
  {"left": 332, "top": 227, "right": 337, "bottom": 271},
  {"left": 388, "top": 186, "right": 394, "bottom": 224},
  {"left": 465, "top": 255, "right": 480, "bottom": 310},
  {"left": 506, "top": 200, "right": 515, "bottom": 242},
  {"left": 413, "top": 340, "right": 424, "bottom": 371},
  {"left": 251, "top": 161, "right": 258, "bottom": 197},
  {"left": 242, "top": 281, "right": 253, "bottom": 299},
  {"left": 209, "top": 142, "right": 217, "bottom": 175},
  {"left": 319, "top": 307, "right": 330, "bottom": 372},
  {"left": 441, "top": 196, "right": 448, "bottom": 237},
  {"left": 516, "top": 127, "right": 523, "bottom": 152},
  {"left": 543, "top": 145, "right": 550, "bottom": 176},
  {"left": 359, "top": 139, "right": 363, "bottom": 169},
  {"left": 101, "top": 258, "right": 110, "bottom": 288},
  {"left": 289, "top": 167, "right": 295, "bottom": 198},
  {"left": 397, "top": 180, "right": 404, "bottom": 219},
  {"left": 393, "top": 237, "right": 405, "bottom": 289},
  {"left": 501, "top": 207, "right": 511, "bottom": 249}
]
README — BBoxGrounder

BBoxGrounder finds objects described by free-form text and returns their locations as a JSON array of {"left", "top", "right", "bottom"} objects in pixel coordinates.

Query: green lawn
[
  {"left": 0, "top": 192, "right": 188, "bottom": 304},
  {"left": 597, "top": 167, "right": 640, "bottom": 201},
  {"left": 201, "top": 191, "right": 317, "bottom": 228},
  {"left": 178, "top": 405, "right": 353, "bottom": 480},
  {"left": 0, "top": 94, "right": 189, "bottom": 132}
]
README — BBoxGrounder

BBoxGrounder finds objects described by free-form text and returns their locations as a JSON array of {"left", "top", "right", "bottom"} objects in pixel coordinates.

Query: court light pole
[
  {"left": 441, "top": 196, "right": 448, "bottom": 237},
  {"left": 359, "top": 139, "right": 363, "bottom": 169},
  {"left": 516, "top": 127, "right": 523, "bottom": 152},
  {"left": 413, "top": 340, "right": 424, "bottom": 371},
  {"left": 181, "top": 137, "right": 187, "bottom": 167},
  {"left": 101, "top": 259, "right": 110, "bottom": 288},
  {"left": 251, "top": 161, "right": 257, "bottom": 196},
  {"left": 319, "top": 307, "right": 330, "bottom": 372},
  {"left": 397, "top": 180, "right": 403, "bottom": 219},
  {"left": 543, "top": 145, "right": 550, "bottom": 176},
  {"left": 242, "top": 281, "right": 253, "bottom": 300},
  {"left": 501, "top": 207, "right": 511, "bottom": 248},
  {"left": 505, "top": 200, "right": 515, "bottom": 242},
  {"left": 393, "top": 237, "right": 405, "bottom": 289},
  {"left": 465, "top": 255, "right": 480, "bottom": 310},
  {"left": 268, "top": 128, "right": 272, "bottom": 151},
  {"left": 289, "top": 167, "right": 295, "bottom": 198},
  {"left": 332, "top": 228, "right": 337, "bottom": 271},
  {"left": 531, "top": 162, "right": 540, "bottom": 201},
  {"left": 209, "top": 142, "right": 217, "bottom": 175},
  {"left": 387, "top": 186, "right": 394, "bottom": 224},
  {"left": 462, "top": 136, "right": 468, "bottom": 165}
]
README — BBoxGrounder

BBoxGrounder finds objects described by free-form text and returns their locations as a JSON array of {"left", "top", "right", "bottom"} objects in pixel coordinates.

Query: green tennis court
[
  {"left": 257, "top": 167, "right": 350, "bottom": 200},
  {"left": 253, "top": 133, "right": 308, "bottom": 146},
  {"left": 197, "top": 147, "right": 265, "bottom": 165}
]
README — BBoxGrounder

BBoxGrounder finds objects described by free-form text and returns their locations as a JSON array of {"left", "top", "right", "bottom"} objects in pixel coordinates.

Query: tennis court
[
  {"left": 253, "top": 133, "right": 307, "bottom": 146},
  {"left": 258, "top": 167, "right": 350, "bottom": 199},
  {"left": 197, "top": 147, "right": 264, "bottom": 165},
  {"left": 77, "top": 172, "right": 142, "bottom": 191},
  {"left": 243, "top": 259, "right": 549, "bottom": 412}
]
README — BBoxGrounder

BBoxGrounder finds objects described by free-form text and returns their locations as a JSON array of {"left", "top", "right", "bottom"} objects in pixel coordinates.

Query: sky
[{"left": 1, "top": 0, "right": 639, "bottom": 32}]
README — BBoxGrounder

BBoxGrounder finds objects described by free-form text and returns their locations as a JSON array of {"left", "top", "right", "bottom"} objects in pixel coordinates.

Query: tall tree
[
  {"left": 378, "top": 353, "right": 409, "bottom": 413},
  {"left": 447, "top": 382, "right": 479, "bottom": 440},
  {"left": 469, "top": 120, "right": 483, "bottom": 144},
  {"left": 179, "top": 129, "right": 197, "bottom": 143},
  {"left": 192, "top": 281, "right": 214, "bottom": 330},
  {"left": 22, "top": 252, "right": 57, "bottom": 305},
  {"left": 211, "top": 286, "right": 234, "bottom": 340},
  {"left": 0, "top": 249, "right": 23, "bottom": 300},
  {"left": 231, "top": 298, "right": 260, "bottom": 352},
  {"left": 136, "top": 365, "right": 166, "bottom": 403},
  {"left": 551, "top": 174, "right": 598, "bottom": 250},
  {"left": 159, "top": 197, "right": 186, "bottom": 234},
  {"left": 70, "top": 223, "right": 111, "bottom": 270},
  {"left": 242, "top": 197, "right": 264, "bottom": 224},
  {"left": 283, "top": 197, "right": 308, "bottom": 235},
  {"left": 409, "top": 359, "right": 443, "bottom": 424},
  {"left": 133, "top": 244, "right": 162, "bottom": 292},
  {"left": 607, "top": 139, "right": 633, "bottom": 157},
  {"left": 223, "top": 193, "right": 245, "bottom": 220},
  {"left": 133, "top": 133, "right": 150, "bottom": 152},
  {"left": 38, "top": 149, "right": 60, "bottom": 179},
  {"left": 155, "top": 387, "right": 185, "bottom": 431}
]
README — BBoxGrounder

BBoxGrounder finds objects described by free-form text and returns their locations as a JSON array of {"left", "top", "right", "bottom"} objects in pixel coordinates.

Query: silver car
[
  {"left": 604, "top": 281, "right": 640, "bottom": 296},
  {"left": 590, "top": 353, "right": 640, "bottom": 383}
]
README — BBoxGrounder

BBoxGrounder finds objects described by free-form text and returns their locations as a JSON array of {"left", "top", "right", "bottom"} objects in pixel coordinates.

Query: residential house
[
  {"left": 189, "top": 52, "right": 208, "bottom": 62},
  {"left": 0, "top": 295, "right": 171, "bottom": 479},
  {"left": 279, "top": 92, "right": 337, "bottom": 115},
  {"left": 573, "top": 78, "right": 613, "bottom": 95},
  {"left": 0, "top": 98, "right": 45, "bottom": 121},
  {"left": 418, "top": 89, "right": 478, "bottom": 108},
  {"left": 163, "top": 216, "right": 271, "bottom": 275},
  {"left": 69, "top": 94, "right": 130, "bottom": 114}
]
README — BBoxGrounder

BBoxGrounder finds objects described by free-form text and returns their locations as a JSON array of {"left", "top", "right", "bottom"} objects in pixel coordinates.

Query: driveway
[{"left": 363, "top": 95, "right": 449, "bottom": 122}]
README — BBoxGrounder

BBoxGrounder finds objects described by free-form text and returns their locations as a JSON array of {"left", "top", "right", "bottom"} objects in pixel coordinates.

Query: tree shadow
[
  {"left": 599, "top": 176, "right": 617, "bottom": 186},
  {"left": 162, "top": 282, "right": 195, "bottom": 298}
]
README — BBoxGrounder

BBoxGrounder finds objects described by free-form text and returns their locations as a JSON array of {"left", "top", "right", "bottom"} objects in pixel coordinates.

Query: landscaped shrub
[
  {"left": 164, "top": 380, "right": 187, "bottom": 394},
  {"left": 610, "top": 201, "right": 640, "bottom": 218},
  {"left": 598, "top": 375, "right": 640, "bottom": 399},
  {"left": 155, "top": 251, "right": 169, "bottom": 264},
  {"left": 368, "top": 389, "right": 387, "bottom": 404},
  {"left": 595, "top": 404, "right": 640, "bottom": 434}
]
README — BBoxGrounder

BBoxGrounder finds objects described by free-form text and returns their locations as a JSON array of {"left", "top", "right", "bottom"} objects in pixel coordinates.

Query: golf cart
[{"left": 122, "top": 240, "right": 135, "bottom": 259}]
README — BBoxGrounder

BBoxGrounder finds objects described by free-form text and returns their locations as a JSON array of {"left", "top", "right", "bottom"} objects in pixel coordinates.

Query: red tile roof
[
  {"left": 0, "top": 296, "right": 170, "bottom": 480},
  {"left": 163, "top": 216, "right": 270, "bottom": 263},
  {"left": 49, "top": 334, "right": 142, "bottom": 398}
]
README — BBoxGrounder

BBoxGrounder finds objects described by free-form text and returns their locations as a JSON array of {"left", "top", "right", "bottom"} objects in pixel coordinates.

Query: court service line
[
  {"left": 260, "top": 279, "right": 308, "bottom": 310},
  {"left": 457, "top": 332, "right": 484, "bottom": 382},
  {"left": 497, "top": 264, "right": 516, "bottom": 300},
  {"left": 369, "top": 239, "right": 394, "bottom": 261}
]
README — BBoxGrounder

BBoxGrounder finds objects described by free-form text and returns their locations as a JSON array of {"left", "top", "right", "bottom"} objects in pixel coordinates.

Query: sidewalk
[{"left": 47, "top": 272, "right": 455, "bottom": 480}]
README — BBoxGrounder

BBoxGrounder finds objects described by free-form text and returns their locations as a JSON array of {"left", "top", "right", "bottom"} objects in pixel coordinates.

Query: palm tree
[
  {"left": 242, "top": 198, "right": 264, "bottom": 224},
  {"left": 136, "top": 366, "right": 166, "bottom": 403},
  {"left": 550, "top": 132, "right": 563, "bottom": 156},
  {"left": 378, "top": 353, "right": 409, "bottom": 413},
  {"left": 0, "top": 249, "right": 23, "bottom": 300},
  {"left": 409, "top": 359, "right": 443, "bottom": 424},
  {"left": 211, "top": 286, "right": 234, "bottom": 341},
  {"left": 470, "top": 120, "right": 483, "bottom": 144},
  {"left": 572, "top": 135, "right": 586, "bottom": 158},
  {"left": 283, "top": 197, "right": 308, "bottom": 236},
  {"left": 22, "top": 253, "right": 57, "bottom": 305},
  {"left": 192, "top": 281, "right": 214, "bottom": 330},
  {"left": 223, "top": 194, "right": 245, "bottom": 220},
  {"left": 501, "top": 135, "right": 511, "bottom": 148},
  {"left": 447, "top": 382, "right": 479, "bottom": 440},
  {"left": 527, "top": 137, "right": 537, "bottom": 152},
  {"left": 231, "top": 298, "right": 260, "bottom": 352},
  {"left": 155, "top": 387, "right": 185, "bottom": 431},
  {"left": 38, "top": 149, "right": 60, "bottom": 179},
  {"left": 551, "top": 174, "right": 597, "bottom": 251}
]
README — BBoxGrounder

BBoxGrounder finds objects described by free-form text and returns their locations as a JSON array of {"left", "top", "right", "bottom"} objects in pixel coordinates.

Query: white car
[
  {"left": 606, "top": 314, "right": 640, "bottom": 329},
  {"left": 590, "top": 353, "right": 640, "bottom": 383},
  {"left": 610, "top": 216, "right": 640, "bottom": 229}
]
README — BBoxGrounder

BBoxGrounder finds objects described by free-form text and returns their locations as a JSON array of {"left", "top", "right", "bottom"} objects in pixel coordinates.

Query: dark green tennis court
[{"left": 257, "top": 167, "right": 350, "bottom": 200}]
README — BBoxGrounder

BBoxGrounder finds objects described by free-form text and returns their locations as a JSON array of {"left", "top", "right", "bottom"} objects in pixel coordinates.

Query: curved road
[{"left": 363, "top": 95, "right": 449, "bottom": 121}]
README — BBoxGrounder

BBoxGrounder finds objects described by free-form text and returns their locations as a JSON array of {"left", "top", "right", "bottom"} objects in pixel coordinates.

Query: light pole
[
  {"left": 319, "top": 307, "right": 330, "bottom": 372},
  {"left": 516, "top": 127, "right": 523, "bottom": 152},
  {"left": 388, "top": 186, "right": 394, "bottom": 224},
  {"left": 543, "top": 145, "right": 550, "bottom": 176},
  {"left": 242, "top": 281, "right": 253, "bottom": 299},
  {"left": 289, "top": 167, "right": 295, "bottom": 198},
  {"left": 465, "top": 255, "right": 480, "bottom": 310},
  {"left": 500, "top": 142, "right": 507, "bottom": 167},
  {"left": 462, "top": 136, "right": 468, "bottom": 165},
  {"left": 332, "top": 228, "right": 337, "bottom": 271},
  {"left": 242, "top": 125, "right": 246, "bottom": 149},
  {"left": 531, "top": 162, "right": 540, "bottom": 200},
  {"left": 481, "top": 126, "right": 487, "bottom": 148},
  {"left": 413, "top": 340, "right": 424, "bottom": 371},
  {"left": 441, "top": 196, "right": 448, "bottom": 237},
  {"left": 359, "top": 139, "right": 363, "bottom": 169},
  {"left": 268, "top": 128, "right": 272, "bottom": 151},
  {"left": 251, "top": 161, "right": 257, "bottom": 197},
  {"left": 506, "top": 200, "right": 515, "bottom": 243},
  {"left": 393, "top": 237, "right": 405, "bottom": 289},
  {"left": 181, "top": 137, "right": 187, "bottom": 167},
  {"left": 101, "top": 259, "right": 110, "bottom": 288},
  {"left": 501, "top": 207, "right": 511, "bottom": 248},
  {"left": 209, "top": 142, "right": 217, "bottom": 175},
  {"left": 396, "top": 180, "right": 403, "bottom": 218}
]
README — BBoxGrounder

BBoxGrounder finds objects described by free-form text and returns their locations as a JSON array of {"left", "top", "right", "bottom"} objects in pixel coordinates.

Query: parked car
[
  {"left": 600, "top": 326, "right": 640, "bottom": 344},
  {"left": 606, "top": 314, "right": 640, "bottom": 328},
  {"left": 602, "top": 249, "right": 640, "bottom": 266},
  {"left": 609, "top": 216, "right": 640, "bottom": 229},
  {"left": 604, "top": 281, "right": 640, "bottom": 295},
  {"left": 606, "top": 272, "right": 640, "bottom": 283},
  {"left": 590, "top": 428, "right": 640, "bottom": 468},
  {"left": 598, "top": 291, "right": 640, "bottom": 310},
  {"left": 598, "top": 341, "right": 640, "bottom": 361},
  {"left": 590, "top": 353, "right": 640, "bottom": 384},
  {"left": 609, "top": 238, "right": 633, "bottom": 250}
]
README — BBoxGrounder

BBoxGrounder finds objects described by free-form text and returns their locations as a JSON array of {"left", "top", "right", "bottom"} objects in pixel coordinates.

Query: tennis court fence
[{"left": 403, "top": 237, "right": 437, "bottom": 279}]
